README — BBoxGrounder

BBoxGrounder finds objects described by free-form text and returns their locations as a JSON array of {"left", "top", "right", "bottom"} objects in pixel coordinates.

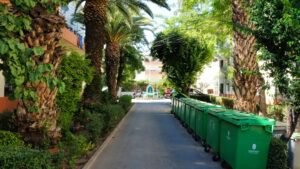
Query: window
[
  {"left": 220, "top": 83, "right": 224, "bottom": 94},
  {"left": 220, "top": 60, "right": 224, "bottom": 69}
]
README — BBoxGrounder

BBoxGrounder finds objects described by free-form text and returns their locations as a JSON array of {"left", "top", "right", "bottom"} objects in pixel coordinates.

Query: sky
[{"left": 61, "top": 0, "right": 181, "bottom": 54}]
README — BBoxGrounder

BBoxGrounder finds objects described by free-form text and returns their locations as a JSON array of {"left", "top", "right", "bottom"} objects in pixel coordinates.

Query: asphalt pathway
[{"left": 88, "top": 101, "right": 222, "bottom": 169}]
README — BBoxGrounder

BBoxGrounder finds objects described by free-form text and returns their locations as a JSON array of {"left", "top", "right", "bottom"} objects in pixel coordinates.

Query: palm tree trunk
[
  {"left": 258, "top": 75, "right": 267, "bottom": 115},
  {"left": 82, "top": 0, "right": 107, "bottom": 104},
  {"left": 232, "top": 0, "right": 260, "bottom": 113},
  {"left": 105, "top": 42, "right": 120, "bottom": 101},
  {"left": 117, "top": 52, "right": 125, "bottom": 90},
  {"left": 15, "top": 4, "right": 65, "bottom": 145}
]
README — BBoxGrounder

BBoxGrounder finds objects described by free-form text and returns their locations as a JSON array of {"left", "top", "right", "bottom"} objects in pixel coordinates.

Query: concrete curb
[{"left": 82, "top": 104, "right": 136, "bottom": 169}]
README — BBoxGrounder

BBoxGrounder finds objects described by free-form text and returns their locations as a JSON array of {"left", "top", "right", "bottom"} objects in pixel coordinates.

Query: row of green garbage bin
[{"left": 171, "top": 96, "right": 275, "bottom": 169}]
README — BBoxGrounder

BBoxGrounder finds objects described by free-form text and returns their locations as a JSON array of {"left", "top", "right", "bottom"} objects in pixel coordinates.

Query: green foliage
[
  {"left": 251, "top": 0, "right": 300, "bottom": 136},
  {"left": 267, "top": 137, "right": 288, "bottom": 169},
  {"left": 85, "top": 111, "right": 105, "bottom": 142},
  {"left": 0, "top": 146, "right": 54, "bottom": 169},
  {"left": 57, "top": 52, "right": 94, "bottom": 132},
  {"left": 118, "top": 45, "right": 144, "bottom": 87},
  {"left": 119, "top": 95, "right": 132, "bottom": 110},
  {"left": 191, "top": 94, "right": 234, "bottom": 109},
  {"left": 168, "top": 0, "right": 232, "bottom": 58},
  {"left": 0, "top": 112, "right": 15, "bottom": 131},
  {"left": 0, "top": 130, "right": 24, "bottom": 147},
  {"left": 59, "top": 132, "right": 94, "bottom": 168},
  {"left": 267, "top": 105, "right": 285, "bottom": 122},
  {"left": 151, "top": 31, "right": 212, "bottom": 94},
  {"left": 102, "top": 104, "right": 126, "bottom": 130},
  {"left": 0, "top": 3, "right": 65, "bottom": 113},
  {"left": 136, "top": 80, "right": 148, "bottom": 91}
]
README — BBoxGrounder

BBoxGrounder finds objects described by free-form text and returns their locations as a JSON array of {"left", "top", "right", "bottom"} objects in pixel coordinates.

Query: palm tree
[
  {"left": 231, "top": 0, "right": 260, "bottom": 113},
  {"left": 74, "top": 0, "right": 169, "bottom": 104},
  {"left": 105, "top": 9, "right": 151, "bottom": 101},
  {"left": 8, "top": 2, "right": 65, "bottom": 144},
  {"left": 117, "top": 45, "right": 144, "bottom": 90}
]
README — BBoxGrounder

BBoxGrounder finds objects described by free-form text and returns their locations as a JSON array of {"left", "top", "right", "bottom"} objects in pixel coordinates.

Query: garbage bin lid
[{"left": 219, "top": 113, "right": 275, "bottom": 127}]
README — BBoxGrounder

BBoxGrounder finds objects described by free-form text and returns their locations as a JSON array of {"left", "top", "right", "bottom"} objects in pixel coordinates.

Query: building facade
[{"left": 135, "top": 59, "right": 165, "bottom": 83}]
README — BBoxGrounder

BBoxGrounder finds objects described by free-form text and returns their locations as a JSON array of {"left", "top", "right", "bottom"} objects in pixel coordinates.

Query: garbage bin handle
[
  {"left": 265, "top": 125, "right": 273, "bottom": 133},
  {"left": 241, "top": 124, "right": 249, "bottom": 130}
]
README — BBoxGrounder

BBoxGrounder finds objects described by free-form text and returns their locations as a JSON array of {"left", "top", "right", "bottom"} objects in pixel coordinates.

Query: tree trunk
[
  {"left": 232, "top": 0, "right": 260, "bottom": 113},
  {"left": 258, "top": 75, "right": 267, "bottom": 116},
  {"left": 117, "top": 52, "right": 126, "bottom": 90},
  {"left": 82, "top": 0, "right": 107, "bottom": 104},
  {"left": 15, "top": 4, "right": 65, "bottom": 145},
  {"left": 286, "top": 107, "right": 300, "bottom": 140},
  {"left": 105, "top": 42, "right": 120, "bottom": 102}
]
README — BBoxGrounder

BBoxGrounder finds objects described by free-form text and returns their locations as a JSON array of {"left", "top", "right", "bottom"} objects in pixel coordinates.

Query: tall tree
[
  {"left": 151, "top": 31, "right": 212, "bottom": 94},
  {"left": 105, "top": 10, "right": 151, "bottom": 101},
  {"left": 117, "top": 45, "right": 144, "bottom": 89},
  {"left": 231, "top": 0, "right": 260, "bottom": 113},
  {"left": 251, "top": 0, "right": 300, "bottom": 139},
  {"left": 182, "top": 0, "right": 265, "bottom": 113},
  {"left": 74, "top": 0, "right": 169, "bottom": 104},
  {"left": 73, "top": 6, "right": 150, "bottom": 101},
  {"left": 0, "top": 0, "right": 66, "bottom": 144}
]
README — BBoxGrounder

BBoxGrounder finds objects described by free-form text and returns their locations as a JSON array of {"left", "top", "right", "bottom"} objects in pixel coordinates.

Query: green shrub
[
  {"left": 0, "top": 112, "right": 15, "bottom": 131},
  {"left": 267, "top": 137, "right": 288, "bottom": 169},
  {"left": 190, "top": 94, "right": 210, "bottom": 102},
  {"left": 57, "top": 52, "right": 94, "bottom": 132},
  {"left": 119, "top": 95, "right": 132, "bottom": 110},
  {"left": 85, "top": 111, "right": 105, "bottom": 142},
  {"left": 0, "top": 130, "right": 24, "bottom": 147},
  {"left": 0, "top": 146, "right": 54, "bottom": 169},
  {"left": 267, "top": 105, "right": 285, "bottom": 121},
  {"left": 59, "top": 132, "right": 94, "bottom": 168},
  {"left": 75, "top": 103, "right": 126, "bottom": 140},
  {"left": 191, "top": 93, "right": 234, "bottom": 109},
  {"left": 105, "top": 105, "right": 125, "bottom": 129},
  {"left": 221, "top": 97, "right": 234, "bottom": 109}
]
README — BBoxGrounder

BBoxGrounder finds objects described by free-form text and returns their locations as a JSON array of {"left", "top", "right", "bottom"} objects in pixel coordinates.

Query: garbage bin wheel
[
  {"left": 204, "top": 146, "right": 210, "bottom": 153},
  {"left": 200, "top": 139, "right": 205, "bottom": 146},
  {"left": 221, "top": 160, "right": 232, "bottom": 169},
  {"left": 194, "top": 135, "right": 199, "bottom": 142},
  {"left": 212, "top": 154, "right": 220, "bottom": 161}
]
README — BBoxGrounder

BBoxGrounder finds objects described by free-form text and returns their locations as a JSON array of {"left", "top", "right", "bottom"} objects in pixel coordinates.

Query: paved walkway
[{"left": 87, "top": 101, "right": 222, "bottom": 169}]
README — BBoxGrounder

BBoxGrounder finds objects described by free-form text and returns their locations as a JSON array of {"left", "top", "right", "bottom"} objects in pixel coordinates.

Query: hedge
[{"left": 190, "top": 94, "right": 234, "bottom": 109}]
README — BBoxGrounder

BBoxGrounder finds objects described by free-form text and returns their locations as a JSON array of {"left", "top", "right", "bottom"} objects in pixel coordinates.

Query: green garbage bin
[
  {"left": 178, "top": 100, "right": 183, "bottom": 120},
  {"left": 219, "top": 114, "right": 275, "bottom": 169},
  {"left": 173, "top": 97, "right": 178, "bottom": 116},
  {"left": 206, "top": 108, "right": 236, "bottom": 159},
  {"left": 194, "top": 103, "right": 223, "bottom": 143},
  {"left": 184, "top": 99, "right": 196, "bottom": 128},
  {"left": 171, "top": 97, "right": 175, "bottom": 113},
  {"left": 179, "top": 99, "right": 186, "bottom": 121},
  {"left": 189, "top": 105, "right": 197, "bottom": 133}
]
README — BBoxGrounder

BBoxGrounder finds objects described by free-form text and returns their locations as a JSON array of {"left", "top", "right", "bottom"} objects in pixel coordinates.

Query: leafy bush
[
  {"left": 119, "top": 95, "right": 132, "bottom": 110},
  {"left": 0, "top": 130, "right": 24, "bottom": 147},
  {"left": 267, "top": 137, "right": 288, "bottom": 169},
  {"left": 191, "top": 94, "right": 234, "bottom": 109},
  {"left": 103, "top": 104, "right": 126, "bottom": 130},
  {"left": 267, "top": 105, "right": 285, "bottom": 121},
  {"left": 221, "top": 97, "right": 234, "bottom": 109},
  {"left": 59, "top": 132, "right": 94, "bottom": 168},
  {"left": 0, "top": 146, "right": 54, "bottom": 169},
  {"left": 57, "top": 52, "right": 94, "bottom": 132},
  {"left": 85, "top": 111, "right": 105, "bottom": 142},
  {"left": 0, "top": 112, "right": 15, "bottom": 131}
]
